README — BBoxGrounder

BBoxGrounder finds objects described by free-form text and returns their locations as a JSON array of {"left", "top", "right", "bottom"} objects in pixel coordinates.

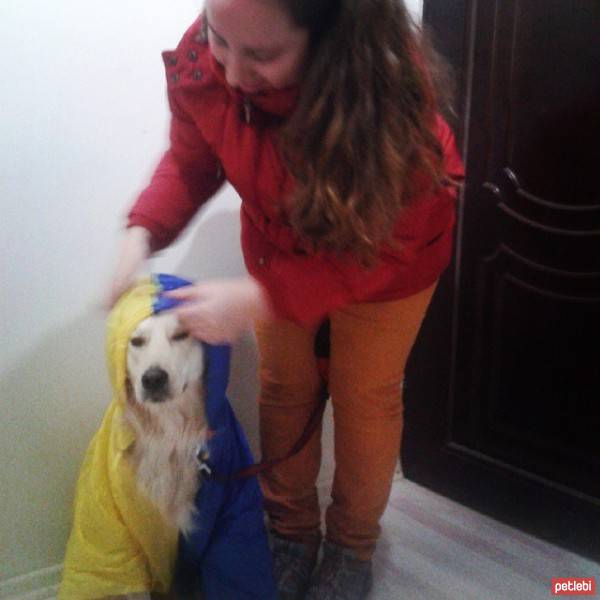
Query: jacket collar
[{"left": 208, "top": 52, "right": 299, "bottom": 125}]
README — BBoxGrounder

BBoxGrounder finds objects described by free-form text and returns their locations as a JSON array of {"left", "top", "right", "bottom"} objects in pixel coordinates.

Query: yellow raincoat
[{"left": 59, "top": 278, "right": 178, "bottom": 599}]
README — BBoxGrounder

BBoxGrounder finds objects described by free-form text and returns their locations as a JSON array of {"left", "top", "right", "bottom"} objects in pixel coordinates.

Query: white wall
[{"left": 0, "top": 0, "right": 421, "bottom": 592}]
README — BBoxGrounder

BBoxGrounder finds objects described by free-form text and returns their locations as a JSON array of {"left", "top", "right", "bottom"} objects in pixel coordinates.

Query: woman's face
[{"left": 205, "top": 0, "right": 310, "bottom": 93}]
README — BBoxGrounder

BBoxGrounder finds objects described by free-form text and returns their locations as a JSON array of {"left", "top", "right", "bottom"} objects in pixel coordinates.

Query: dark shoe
[
  {"left": 304, "top": 541, "right": 373, "bottom": 600},
  {"left": 270, "top": 533, "right": 318, "bottom": 600}
]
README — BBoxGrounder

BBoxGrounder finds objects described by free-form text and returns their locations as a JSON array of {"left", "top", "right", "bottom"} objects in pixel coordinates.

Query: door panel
[{"left": 403, "top": 0, "right": 600, "bottom": 560}]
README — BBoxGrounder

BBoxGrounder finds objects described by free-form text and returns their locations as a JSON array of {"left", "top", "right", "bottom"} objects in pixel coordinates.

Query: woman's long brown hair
[{"left": 277, "top": 0, "right": 455, "bottom": 264}]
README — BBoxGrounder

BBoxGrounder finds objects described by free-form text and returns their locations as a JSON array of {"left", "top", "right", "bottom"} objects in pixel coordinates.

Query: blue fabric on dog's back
[{"left": 154, "top": 275, "right": 276, "bottom": 599}]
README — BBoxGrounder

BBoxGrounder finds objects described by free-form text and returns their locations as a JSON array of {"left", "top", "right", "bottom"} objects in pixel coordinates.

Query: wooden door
[{"left": 402, "top": 0, "right": 600, "bottom": 561}]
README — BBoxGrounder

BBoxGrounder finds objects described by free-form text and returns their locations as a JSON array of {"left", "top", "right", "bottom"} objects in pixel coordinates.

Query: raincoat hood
[{"left": 60, "top": 274, "right": 276, "bottom": 599}]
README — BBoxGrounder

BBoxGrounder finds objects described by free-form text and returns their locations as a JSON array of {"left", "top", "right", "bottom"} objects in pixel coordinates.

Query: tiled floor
[{"left": 361, "top": 477, "right": 599, "bottom": 600}]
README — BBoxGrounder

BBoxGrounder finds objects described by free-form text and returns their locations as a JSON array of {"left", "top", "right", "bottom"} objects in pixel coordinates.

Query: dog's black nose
[{"left": 142, "top": 367, "right": 169, "bottom": 392}]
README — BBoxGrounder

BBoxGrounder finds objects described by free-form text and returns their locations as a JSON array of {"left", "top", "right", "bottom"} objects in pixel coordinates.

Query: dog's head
[{"left": 126, "top": 312, "right": 204, "bottom": 404}]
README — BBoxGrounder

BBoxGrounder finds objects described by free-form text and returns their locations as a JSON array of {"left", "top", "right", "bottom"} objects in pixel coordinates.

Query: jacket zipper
[{"left": 243, "top": 97, "right": 252, "bottom": 124}]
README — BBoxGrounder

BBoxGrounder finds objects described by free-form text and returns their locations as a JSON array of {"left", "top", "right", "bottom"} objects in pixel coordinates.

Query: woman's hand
[
  {"left": 165, "top": 276, "right": 273, "bottom": 344},
  {"left": 104, "top": 226, "right": 152, "bottom": 309}
]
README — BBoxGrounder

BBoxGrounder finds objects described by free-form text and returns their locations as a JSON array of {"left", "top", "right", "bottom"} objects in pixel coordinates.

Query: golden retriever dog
[{"left": 123, "top": 311, "right": 208, "bottom": 537}]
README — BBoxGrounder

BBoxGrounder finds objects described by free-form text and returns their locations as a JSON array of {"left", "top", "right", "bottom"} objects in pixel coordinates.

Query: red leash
[
  {"left": 201, "top": 319, "right": 332, "bottom": 483},
  {"left": 228, "top": 383, "right": 328, "bottom": 481}
]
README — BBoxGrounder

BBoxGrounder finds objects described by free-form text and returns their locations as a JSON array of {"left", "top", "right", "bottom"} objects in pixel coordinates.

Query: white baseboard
[{"left": 0, "top": 564, "right": 61, "bottom": 600}]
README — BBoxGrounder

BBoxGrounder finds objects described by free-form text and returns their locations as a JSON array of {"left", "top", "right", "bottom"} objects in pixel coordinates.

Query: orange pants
[{"left": 254, "top": 284, "right": 437, "bottom": 560}]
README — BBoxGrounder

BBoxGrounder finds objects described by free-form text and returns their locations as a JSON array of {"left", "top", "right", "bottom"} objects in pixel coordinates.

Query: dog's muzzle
[{"left": 141, "top": 366, "right": 170, "bottom": 402}]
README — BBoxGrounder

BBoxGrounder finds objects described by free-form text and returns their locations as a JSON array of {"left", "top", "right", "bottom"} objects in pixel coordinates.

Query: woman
[{"left": 108, "top": 1, "right": 464, "bottom": 598}]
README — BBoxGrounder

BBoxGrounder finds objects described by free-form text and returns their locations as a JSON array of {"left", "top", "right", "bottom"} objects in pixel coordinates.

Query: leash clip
[{"left": 195, "top": 444, "right": 212, "bottom": 479}]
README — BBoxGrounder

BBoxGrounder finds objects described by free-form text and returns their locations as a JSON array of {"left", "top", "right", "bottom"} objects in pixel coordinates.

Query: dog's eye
[
  {"left": 130, "top": 337, "right": 146, "bottom": 347},
  {"left": 172, "top": 331, "right": 189, "bottom": 342}
]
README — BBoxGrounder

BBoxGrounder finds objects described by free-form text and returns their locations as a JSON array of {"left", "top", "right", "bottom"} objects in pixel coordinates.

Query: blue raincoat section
[{"left": 153, "top": 274, "right": 276, "bottom": 600}]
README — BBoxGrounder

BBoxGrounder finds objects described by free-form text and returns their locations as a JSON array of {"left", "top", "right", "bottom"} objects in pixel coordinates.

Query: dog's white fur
[{"left": 123, "top": 312, "right": 207, "bottom": 536}]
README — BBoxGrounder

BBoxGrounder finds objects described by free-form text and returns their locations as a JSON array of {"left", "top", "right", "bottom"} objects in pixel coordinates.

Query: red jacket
[{"left": 128, "top": 17, "right": 464, "bottom": 326}]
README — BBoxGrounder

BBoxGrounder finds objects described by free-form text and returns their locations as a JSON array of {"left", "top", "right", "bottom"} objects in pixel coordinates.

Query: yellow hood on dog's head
[{"left": 105, "top": 278, "right": 156, "bottom": 403}]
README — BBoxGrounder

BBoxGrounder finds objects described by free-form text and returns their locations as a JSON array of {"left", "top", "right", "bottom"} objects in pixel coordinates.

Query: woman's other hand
[
  {"left": 165, "top": 276, "right": 273, "bottom": 344},
  {"left": 104, "top": 226, "right": 152, "bottom": 309}
]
